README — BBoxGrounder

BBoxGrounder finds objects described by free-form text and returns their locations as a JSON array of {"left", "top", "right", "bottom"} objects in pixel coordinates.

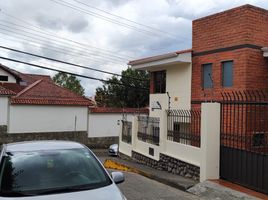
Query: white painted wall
[
  {"left": 8, "top": 105, "right": 88, "bottom": 133},
  {"left": 0, "top": 68, "right": 16, "bottom": 83},
  {"left": 165, "top": 141, "right": 201, "bottom": 167},
  {"left": 149, "top": 63, "right": 192, "bottom": 118},
  {"left": 0, "top": 97, "right": 9, "bottom": 125},
  {"left": 119, "top": 103, "right": 222, "bottom": 183},
  {"left": 88, "top": 113, "right": 135, "bottom": 137},
  {"left": 200, "top": 103, "right": 221, "bottom": 182}
]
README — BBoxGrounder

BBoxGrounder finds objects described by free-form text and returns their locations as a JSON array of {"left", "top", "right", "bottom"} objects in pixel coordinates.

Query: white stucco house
[{"left": 0, "top": 64, "right": 93, "bottom": 134}]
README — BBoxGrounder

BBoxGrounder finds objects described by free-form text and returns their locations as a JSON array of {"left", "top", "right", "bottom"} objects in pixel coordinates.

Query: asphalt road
[
  {"left": 96, "top": 153, "right": 198, "bottom": 200},
  {"left": 116, "top": 171, "right": 198, "bottom": 200}
]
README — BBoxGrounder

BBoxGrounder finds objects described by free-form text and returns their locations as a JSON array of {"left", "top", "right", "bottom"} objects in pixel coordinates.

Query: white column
[
  {"left": 200, "top": 103, "right": 221, "bottom": 182},
  {"left": 159, "top": 110, "right": 167, "bottom": 153},
  {"left": 0, "top": 97, "right": 9, "bottom": 126},
  {"left": 132, "top": 116, "right": 138, "bottom": 150}
]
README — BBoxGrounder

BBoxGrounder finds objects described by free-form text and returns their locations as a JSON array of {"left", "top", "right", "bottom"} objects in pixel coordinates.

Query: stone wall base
[
  {"left": 0, "top": 126, "right": 7, "bottom": 134},
  {"left": 132, "top": 151, "right": 200, "bottom": 181},
  {"left": 87, "top": 136, "right": 119, "bottom": 149},
  {"left": 0, "top": 131, "right": 119, "bottom": 149}
]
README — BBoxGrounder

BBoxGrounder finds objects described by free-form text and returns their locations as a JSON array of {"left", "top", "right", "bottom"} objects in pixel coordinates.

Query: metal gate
[{"left": 220, "top": 91, "right": 268, "bottom": 194}]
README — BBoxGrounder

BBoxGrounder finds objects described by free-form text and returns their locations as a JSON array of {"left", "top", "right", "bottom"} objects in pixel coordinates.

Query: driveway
[{"left": 118, "top": 171, "right": 199, "bottom": 200}]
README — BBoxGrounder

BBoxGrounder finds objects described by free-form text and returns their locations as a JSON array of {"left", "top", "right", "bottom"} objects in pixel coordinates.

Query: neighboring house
[
  {"left": 120, "top": 4, "right": 268, "bottom": 194},
  {"left": 0, "top": 64, "right": 93, "bottom": 134}
]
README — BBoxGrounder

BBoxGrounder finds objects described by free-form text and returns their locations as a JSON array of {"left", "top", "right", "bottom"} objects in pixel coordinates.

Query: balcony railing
[
  {"left": 167, "top": 109, "right": 201, "bottom": 147},
  {"left": 121, "top": 120, "right": 132, "bottom": 144},
  {"left": 137, "top": 116, "right": 160, "bottom": 146}
]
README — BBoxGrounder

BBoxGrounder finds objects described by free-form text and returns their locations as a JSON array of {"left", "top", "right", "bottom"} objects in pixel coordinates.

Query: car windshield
[{"left": 0, "top": 148, "right": 112, "bottom": 197}]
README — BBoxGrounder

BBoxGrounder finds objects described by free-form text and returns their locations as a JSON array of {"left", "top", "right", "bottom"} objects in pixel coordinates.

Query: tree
[
  {"left": 53, "top": 72, "right": 85, "bottom": 96},
  {"left": 95, "top": 68, "right": 149, "bottom": 108}
]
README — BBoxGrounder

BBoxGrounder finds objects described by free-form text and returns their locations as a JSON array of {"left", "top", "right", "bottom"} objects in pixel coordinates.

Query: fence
[
  {"left": 220, "top": 90, "right": 268, "bottom": 194},
  {"left": 167, "top": 109, "right": 201, "bottom": 147},
  {"left": 121, "top": 120, "right": 132, "bottom": 144},
  {"left": 137, "top": 116, "right": 160, "bottom": 146}
]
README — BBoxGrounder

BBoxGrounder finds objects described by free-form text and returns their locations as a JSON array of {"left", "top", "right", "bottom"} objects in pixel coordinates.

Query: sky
[{"left": 0, "top": 0, "right": 267, "bottom": 96}]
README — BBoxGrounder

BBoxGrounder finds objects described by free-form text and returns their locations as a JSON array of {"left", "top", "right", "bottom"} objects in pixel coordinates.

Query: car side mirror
[{"left": 111, "top": 172, "right": 125, "bottom": 184}]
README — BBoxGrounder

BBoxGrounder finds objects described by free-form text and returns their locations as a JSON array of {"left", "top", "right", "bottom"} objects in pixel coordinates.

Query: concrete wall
[
  {"left": 8, "top": 105, "right": 88, "bottom": 133},
  {"left": 149, "top": 63, "right": 191, "bottom": 118},
  {"left": 0, "top": 68, "right": 16, "bottom": 83},
  {"left": 0, "top": 97, "right": 9, "bottom": 125},
  {"left": 119, "top": 103, "right": 221, "bottom": 182},
  {"left": 88, "top": 113, "right": 135, "bottom": 138}
]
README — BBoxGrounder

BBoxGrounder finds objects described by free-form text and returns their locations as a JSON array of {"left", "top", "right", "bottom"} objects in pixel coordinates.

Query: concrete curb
[{"left": 104, "top": 159, "right": 193, "bottom": 191}]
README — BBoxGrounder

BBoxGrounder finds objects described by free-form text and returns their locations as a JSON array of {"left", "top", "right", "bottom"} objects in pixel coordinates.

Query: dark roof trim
[
  {"left": 193, "top": 44, "right": 262, "bottom": 57},
  {"left": 0, "top": 64, "right": 22, "bottom": 81}
]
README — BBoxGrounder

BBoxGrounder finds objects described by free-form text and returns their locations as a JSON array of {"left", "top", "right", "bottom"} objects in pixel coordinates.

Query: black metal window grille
[
  {"left": 0, "top": 75, "right": 8, "bottom": 81},
  {"left": 121, "top": 121, "right": 132, "bottom": 144},
  {"left": 167, "top": 109, "right": 201, "bottom": 147},
  {"left": 137, "top": 116, "right": 160, "bottom": 146}
]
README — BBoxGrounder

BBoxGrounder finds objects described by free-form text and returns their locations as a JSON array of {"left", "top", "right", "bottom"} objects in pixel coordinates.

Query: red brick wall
[
  {"left": 192, "top": 5, "right": 268, "bottom": 103},
  {"left": 192, "top": 5, "right": 268, "bottom": 52}
]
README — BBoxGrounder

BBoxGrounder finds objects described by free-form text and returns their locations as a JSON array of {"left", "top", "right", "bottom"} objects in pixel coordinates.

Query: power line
[
  {"left": 0, "top": 10, "right": 135, "bottom": 60},
  {"left": 0, "top": 45, "right": 149, "bottom": 82},
  {"left": 50, "top": 0, "right": 165, "bottom": 38},
  {"left": 0, "top": 22, "right": 128, "bottom": 62},
  {"left": 71, "top": 0, "right": 178, "bottom": 39},
  {"left": 0, "top": 56, "right": 149, "bottom": 90},
  {"left": 0, "top": 29, "right": 124, "bottom": 65}
]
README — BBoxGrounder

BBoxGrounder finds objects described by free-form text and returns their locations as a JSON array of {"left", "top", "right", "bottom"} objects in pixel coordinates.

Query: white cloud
[{"left": 0, "top": 0, "right": 267, "bottom": 96}]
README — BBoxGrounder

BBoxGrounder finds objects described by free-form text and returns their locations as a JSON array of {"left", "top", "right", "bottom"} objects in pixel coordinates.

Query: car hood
[{"left": 0, "top": 184, "right": 124, "bottom": 200}]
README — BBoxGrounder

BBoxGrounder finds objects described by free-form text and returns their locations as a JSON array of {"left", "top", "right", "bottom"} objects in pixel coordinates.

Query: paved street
[
  {"left": 116, "top": 171, "right": 198, "bottom": 200},
  {"left": 95, "top": 153, "right": 198, "bottom": 200}
]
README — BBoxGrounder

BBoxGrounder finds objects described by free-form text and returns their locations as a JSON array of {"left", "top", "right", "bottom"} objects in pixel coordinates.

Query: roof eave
[{"left": 130, "top": 51, "right": 192, "bottom": 71}]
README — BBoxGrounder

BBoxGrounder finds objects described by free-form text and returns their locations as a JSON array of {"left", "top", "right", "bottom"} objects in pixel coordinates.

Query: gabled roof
[
  {"left": 0, "top": 63, "right": 22, "bottom": 81},
  {"left": 0, "top": 64, "right": 93, "bottom": 106},
  {"left": 10, "top": 79, "right": 92, "bottom": 106}
]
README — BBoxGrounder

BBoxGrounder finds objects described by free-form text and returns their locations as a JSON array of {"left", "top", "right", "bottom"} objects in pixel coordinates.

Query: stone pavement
[{"left": 188, "top": 181, "right": 260, "bottom": 200}]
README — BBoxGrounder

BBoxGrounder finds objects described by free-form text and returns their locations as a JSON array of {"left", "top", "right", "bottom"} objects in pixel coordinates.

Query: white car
[
  {"left": 108, "top": 144, "right": 119, "bottom": 156},
  {"left": 0, "top": 141, "right": 127, "bottom": 200}
]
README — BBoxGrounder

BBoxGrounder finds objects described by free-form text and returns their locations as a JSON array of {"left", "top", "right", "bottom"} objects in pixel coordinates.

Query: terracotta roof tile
[
  {"left": 90, "top": 107, "right": 149, "bottom": 114},
  {"left": 11, "top": 79, "right": 92, "bottom": 106},
  {"left": 0, "top": 64, "right": 92, "bottom": 106},
  {"left": 0, "top": 85, "right": 16, "bottom": 95},
  {"left": 0, "top": 83, "right": 26, "bottom": 94}
]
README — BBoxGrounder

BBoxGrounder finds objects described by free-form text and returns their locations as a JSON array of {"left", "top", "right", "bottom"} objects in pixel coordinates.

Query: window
[
  {"left": 202, "top": 64, "right": 213, "bottom": 88},
  {"left": 222, "top": 61, "right": 233, "bottom": 87},
  {"left": 0, "top": 76, "right": 8, "bottom": 82},
  {"left": 154, "top": 71, "right": 166, "bottom": 93}
]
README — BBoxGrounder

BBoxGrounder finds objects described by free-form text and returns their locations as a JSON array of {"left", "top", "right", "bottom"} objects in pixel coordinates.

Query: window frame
[
  {"left": 201, "top": 63, "right": 213, "bottom": 89},
  {"left": 0, "top": 76, "right": 8, "bottom": 82},
  {"left": 221, "top": 60, "right": 233, "bottom": 87},
  {"left": 153, "top": 70, "right": 166, "bottom": 94}
]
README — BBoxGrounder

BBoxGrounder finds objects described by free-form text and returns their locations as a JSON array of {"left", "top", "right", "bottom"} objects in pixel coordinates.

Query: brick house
[{"left": 122, "top": 4, "right": 268, "bottom": 194}]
